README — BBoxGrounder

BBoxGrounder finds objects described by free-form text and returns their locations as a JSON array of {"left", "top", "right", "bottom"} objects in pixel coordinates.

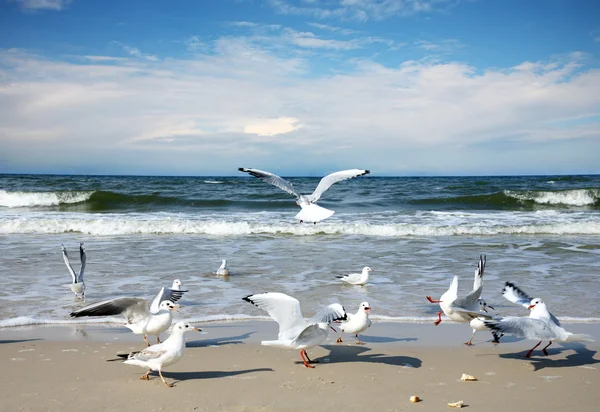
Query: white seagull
[
  {"left": 336, "top": 267, "right": 373, "bottom": 286},
  {"left": 484, "top": 298, "right": 594, "bottom": 358},
  {"left": 502, "top": 281, "right": 561, "bottom": 326},
  {"left": 238, "top": 167, "right": 370, "bottom": 224},
  {"left": 115, "top": 321, "right": 201, "bottom": 388},
  {"left": 216, "top": 259, "right": 230, "bottom": 276},
  {"left": 243, "top": 292, "right": 347, "bottom": 368},
  {"left": 426, "top": 255, "right": 492, "bottom": 343},
  {"left": 61, "top": 243, "right": 86, "bottom": 299},
  {"left": 70, "top": 280, "right": 187, "bottom": 345},
  {"left": 336, "top": 302, "right": 372, "bottom": 344}
]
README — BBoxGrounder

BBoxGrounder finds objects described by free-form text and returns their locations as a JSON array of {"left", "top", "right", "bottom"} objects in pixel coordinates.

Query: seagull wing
[
  {"left": 308, "top": 303, "right": 347, "bottom": 325},
  {"left": 131, "top": 349, "right": 167, "bottom": 362},
  {"left": 243, "top": 292, "right": 308, "bottom": 340},
  {"left": 150, "top": 287, "right": 187, "bottom": 314},
  {"left": 61, "top": 244, "right": 77, "bottom": 284},
  {"left": 238, "top": 168, "right": 299, "bottom": 198},
  {"left": 78, "top": 243, "right": 86, "bottom": 283},
  {"left": 453, "top": 285, "right": 484, "bottom": 311},
  {"left": 472, "top": 255, "right": 486, "bottom": 291},
  {"left": 502, "top": 282, "right": 533, "bottom": 308},
  {"left": 307, "top": 169, "right": 370, "bottom": 203},
  {"left": 484, "top": 317, "right": 556, "bottom": 340},
  {"left": 70, "top": 297, "right": 148, "bottom": 323}
]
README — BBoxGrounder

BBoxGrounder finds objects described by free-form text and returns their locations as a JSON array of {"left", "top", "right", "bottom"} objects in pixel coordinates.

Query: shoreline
[{"left": 1, "top": 321, "right": 599, "bottom": 411}]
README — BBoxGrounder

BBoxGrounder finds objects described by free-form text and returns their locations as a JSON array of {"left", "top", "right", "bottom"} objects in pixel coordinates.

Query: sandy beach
[{"left": 1, "top": 321, "right": 599, "bottom": 412}]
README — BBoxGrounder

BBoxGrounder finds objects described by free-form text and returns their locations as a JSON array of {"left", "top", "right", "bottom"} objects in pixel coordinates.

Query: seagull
[
  {"left": 61, "top": 243, "right": 86, "bottom": 299},
  {"left": 113, "top": 321, "right": 201, "bottom": 388},
  {"left": 336, "top": 302, "right": 372, "bottom": 344},
  {"left": 502, "top": 281, "right": 561, "bottom": 326},
  {"left": 466, "top": 299, "right": 503, "bottom": 346},
  {"left": 238, "top": 167, "right": 370, "bottom": 224},
  {"left": 336, "top": 267, "right": 373, "bottom": 286},
  {"left": 70, "top": 280, "right": 187, "bottom": 346},
  {"left": 216, "top": 259, "right": 230, "bottom": 276},
  {"left": 242, "top": 292, "right": 347, "bottom": 368},
  {"left": 484, "top": 298, "right": 594, "bottom": 358},
  {"left": 426, "top": 255, "right": 492, "bottom": 343}
]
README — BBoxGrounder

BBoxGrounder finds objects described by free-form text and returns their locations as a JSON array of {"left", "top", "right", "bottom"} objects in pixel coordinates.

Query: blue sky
[{"left": 1, "top": 0, "right": 599, "bottom": 176}]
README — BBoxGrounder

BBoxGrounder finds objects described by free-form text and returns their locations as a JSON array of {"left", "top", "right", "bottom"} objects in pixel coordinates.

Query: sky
[{"left": 1, "top": 0, "right": 599, "bottom": 176}]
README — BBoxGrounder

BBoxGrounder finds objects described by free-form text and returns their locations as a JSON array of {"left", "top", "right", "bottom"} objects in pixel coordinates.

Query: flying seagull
[
  {"left": 61, "top": 243, "right": 86, "bottom": 299},
  {"left": 238, "top": 168, "right": 370, "bottom": 223}
]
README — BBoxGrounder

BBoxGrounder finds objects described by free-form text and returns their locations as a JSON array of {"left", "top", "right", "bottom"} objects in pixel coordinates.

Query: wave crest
[
  {"left": 0, "top": 190, "right": 94, "bottom": 208},
  {"left": 505, "top": 189, "right": 600, "bottom": 207}
]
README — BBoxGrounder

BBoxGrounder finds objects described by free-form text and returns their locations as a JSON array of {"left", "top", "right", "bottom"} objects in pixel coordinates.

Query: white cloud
[
  {"left": 15, "top": 0, "right": 69, "bottom": 10},
  {"left": 268, "top": 0, "right": 453, "bottom": 21},
  {"left": 0, "top": 45, "right": 599, "bottom": 175},
  {"left": 244, "top": 117, "right": 300, "bottom": 136}
]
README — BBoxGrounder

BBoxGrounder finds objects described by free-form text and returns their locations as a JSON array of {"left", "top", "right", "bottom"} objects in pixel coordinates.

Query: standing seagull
[
  {"left": 61, "top": 243, "right": 86, "bottom": 299},
  {"left": 114, "top": 321, "right": 201, "bottom": 388},
  {"left": 238, "top": 168, "right": 370, "bottom": 224},
  {"left": 426, "top": 256, "right": 492, "bottom": 343},
  {"left": 70, "top": 281, "right": 187, "bottom": 345},
  {"left": 243, "top": 292, "right": 347, "bottom": 368},
  {"left": 336, "top": 267, "right": 373, "bottom": 286},
  {"left": 484, "top": 298, "right": 594, "bottom": 358},
  {"left": 337, "top": 302, "right": 372, "bottom": 344},
  {"left": 216, "top": 259, "right": 230, "bottom": 276}
]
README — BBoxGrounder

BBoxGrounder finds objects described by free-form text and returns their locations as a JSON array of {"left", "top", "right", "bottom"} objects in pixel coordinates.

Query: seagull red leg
[
  {"left": 434, "top": 311, "right": 443, "bottom": 326},
  {"left": 300, "top": 350, "right": 315, "bottom": 368},
  {"left": 525, "top": 341, "right": 542, "bottom": 358}
]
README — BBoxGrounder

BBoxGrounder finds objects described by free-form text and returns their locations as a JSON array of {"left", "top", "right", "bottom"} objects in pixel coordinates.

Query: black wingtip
[
  {"left": 242, "top": 294, "right": 255, "bottom": 305},
  {"left": 238, "top": 167, "right": 245, "bottom": 172},
  {"left": 364, "top": 170, "right": 371, "bottom": 175},
  {"left": 69, "top": 312, "right": 77, "bottom": 317},
  {"left": 335, "top": 275, "right": 344, "bottom": 279}
]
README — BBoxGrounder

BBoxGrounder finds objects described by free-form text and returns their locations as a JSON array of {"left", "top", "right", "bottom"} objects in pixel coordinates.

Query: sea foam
[{"left": 0, "top": 190, "right": 94, "bottom": 208}]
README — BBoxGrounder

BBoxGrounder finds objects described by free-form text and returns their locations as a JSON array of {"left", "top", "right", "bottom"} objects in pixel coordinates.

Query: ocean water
[{"left": 1, "top": 173, "right": 600, "bottom": 328}]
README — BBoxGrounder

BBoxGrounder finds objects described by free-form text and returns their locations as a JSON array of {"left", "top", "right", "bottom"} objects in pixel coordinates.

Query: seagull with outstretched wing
[
  {"left": 243, "top": 292, "right": 347, "bottom": 367},
  {"left": 61, "top": 243, "right": 86, "bottom": 299},
  {"left": 238, "top": 168, "right": 370, "bottom": 223}
]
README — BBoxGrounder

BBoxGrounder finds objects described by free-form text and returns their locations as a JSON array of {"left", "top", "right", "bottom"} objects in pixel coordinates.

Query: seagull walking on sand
[
  {"left": 426, "top": 255, "right": 492, "bottom": 344},
  {"left": 336, "top": 267, "right": 373, "bottom": 286},
  {"left": 70, "top": 280, "right": 187, "bottom": 346},
  {"left": 243, "top": 292, "right": 347, "bottom": 368},
  {"left": 238, "top": 167, "right": 370, "bottom": 224},
  {"left": 61, "top": 243, "right": 86, "bottom": 299},
  {"left": 484, "top": 298, "right": 594, "bottom": 358},
  {"left": 216, "top": 259, "right": 230, "bottom": 276},
  {"left": 337, "top": 302, "right": 372, "bottom": 344},
  {"left": 113, "top": 321, "right": 201, "bottom": 388}
]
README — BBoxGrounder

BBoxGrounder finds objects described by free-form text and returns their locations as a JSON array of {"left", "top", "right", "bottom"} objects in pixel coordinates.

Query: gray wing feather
[
  {"left": 150, "top": 287, "right": 187, "bottom": 314},
  {"left": 502, "top": 282, "right": 533, "bottom": 307},
  {"left": 238, "top": 168, "right": 299, "bottom": 198},
  {"left": 131, "top": 349, "right": 166, "bottom": 362},
  {"left": 309, "top": 303, "right": 347, "bottom": 325},
  {"left": 78, "top": 243, "right": 86, "bottom": 283},
  {"left": 485, "top": 317, "right": 555, "bottom": 340},
  {"left": 70, "top": 297, "right": 148, "bottom": 323},
  {"left": 453, "top": 285, "right": 483, "bottom": 310},
  {"left": 61, "top": 244, "right": 77, "bottom": 284},
  {"left": 307, "top": 169, "right": 370, "bottom": 203},
  {"left": 472, "top": 255, "right": 485, "bottom": 291}
]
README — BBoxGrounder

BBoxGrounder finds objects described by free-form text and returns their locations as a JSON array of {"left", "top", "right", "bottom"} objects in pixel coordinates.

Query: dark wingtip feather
[
  {"left": 335, "top": 275, "right": 344, "bottom": 279},
  {"left": 363, "top": 170, "right": 370, "bottom": 175},
  {"left": 242, "top": 294, "right": 256, "bottom": 306},
  {"left": 238, "top": 167, "right": 245, "bottom": 172}
]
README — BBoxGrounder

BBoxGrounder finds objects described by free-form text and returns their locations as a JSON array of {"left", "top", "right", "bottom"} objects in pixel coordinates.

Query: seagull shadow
[
  {"left": 166, "top": 367, "right": 273, "bottom": 384},
  {"left": 498, "top": 343, "right": 600, "bottom": 371},
  {"left": 310, "top": 344, "right": 422, "bottom": 368},
  {"left": 343, "top": 335, "right": 418, "bottom": 344},
  {"left": 0, "top": 339, "right": 42, "bottom": 344},
  {"left": 186, "top": 331, "right": 255, "bottom": 347}
]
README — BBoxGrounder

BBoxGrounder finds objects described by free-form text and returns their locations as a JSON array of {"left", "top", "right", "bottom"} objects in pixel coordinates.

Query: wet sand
[{"left": 1, "top": 321, "right": 599, "bottom": 412}]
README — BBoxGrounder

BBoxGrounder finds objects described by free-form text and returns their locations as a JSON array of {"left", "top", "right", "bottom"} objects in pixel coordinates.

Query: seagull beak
[
  {"left": 487, "top": 305, "right": 495, "bottom": 310},
  {"left": 365, "top": 307, "right": 371, "bottom": 313},
  {"left": 483, "top": 308, "right": 488, "bottom": 313},
  {"left": 171, "top": 304, "right": 180, "bottom": 312},
  {"left": 528, "top": 304, "right": 535, "bottom": 310},
  {"left": 194, "top": 327, "right": 202, "bottom": 332}
]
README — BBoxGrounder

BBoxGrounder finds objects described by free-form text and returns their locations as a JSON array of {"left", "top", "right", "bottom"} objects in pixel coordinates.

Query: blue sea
[{"left": 1, "top": 173, "right": 599, "bottom": 328}]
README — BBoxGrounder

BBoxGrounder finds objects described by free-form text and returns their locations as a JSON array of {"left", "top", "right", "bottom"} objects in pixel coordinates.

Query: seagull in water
[
  {"left": 426, "top": 255, "right": 493, "bottom": 344},
  {"left": 337, "top": 302, "right": 372, "bottom": 344},
  {"left": 216, "top": 259, "right": 230, "bottom": 276},
  {"left": 484, "top": 298, "right": 594, "bottom": 358},
  {"left": 70, "top": 279, "right": 187, "bottom": 346},
  {"left": 243, "top": 292, "right": 347, "bottom": 368},
  {"left": 113, "top": 321, "right": 201, "bottom": 388},
  {"left": 61, "top": 243, "right": 86, "bottom": 299},
  {"left": 238, "top": 167, "right": 370, "bottom": 224},
  {"left": 336, "top": 267, "right": 373, "bottom": 286}
]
